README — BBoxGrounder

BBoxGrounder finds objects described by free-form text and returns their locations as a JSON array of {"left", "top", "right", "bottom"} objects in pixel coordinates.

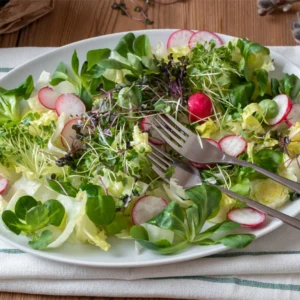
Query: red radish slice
[
  {"left": 193, "top": 139, "right": 221, "bottom": 168},
  {"left": 38, "top": 87, "right": 59, "bottom": 110},
  {"left": 55, "top": 94, "right": 86, "bottom": 117},
  {"left": 188, "top": 92, "right": 213, "bottom": 123},
  {"left": 219, "top": 135, "right": 247, "bottom": 157},
  {"left": 286, "top": 104, "right": 300, "bottom": 127},
  {"left": 167, "top": 29, "right": 194, "bottom": 48},
  {"left": 0, "top": 177, "right": 8, "bottom": 194},
  {"left": 61, "top": 118, "right": 82, "bottom": 148},
  {"left": 266, "top": 94, "right": 293, "bottom": 126},
  {"left": 149, "top": 136, "right": 165, "bottom": 145},
  {"left": 132, "top": 196, "right": 168, "bottom": 225},
  {"left": 227, "top": 207, "right": 266, "bottom": 228},
  {"left": 141, "top": 116, "right": 164, "bottom": 145},
  {"left": 189, "top": 31, "right": 223, "bottom": 49}
]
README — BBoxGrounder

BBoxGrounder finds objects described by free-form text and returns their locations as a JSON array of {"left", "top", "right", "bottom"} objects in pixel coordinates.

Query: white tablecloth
[{"left": 0, "top": 46, "right": 300, "bottom": 299}]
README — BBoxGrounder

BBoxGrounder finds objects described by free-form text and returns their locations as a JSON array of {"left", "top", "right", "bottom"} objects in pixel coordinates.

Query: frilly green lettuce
[
  {"left": 196, "top": 118, "right": 219, "bottom": 138},
  {"left": 47, "top": 194, "right": 82, "bottom": 248},
  {"left": 209, "top": 193, "right": 237, "bottom": 223},
  {"left": 163, "top": 180, "right": 193, "bottom": 208},
  {"left": 241, "top": 103, "right": 265, "bottom": 134},
  {"left": 48, "top": 112, "right": 70, "bottom": 156},
  {"left": 250, "top": 179, "right": 290, "bottom": 209},
  {"left": 75, "top": 214, "right": 110, "bottom": 251},
  {"left": 130, "top": 125, "right": 152, "bottom": 154}
]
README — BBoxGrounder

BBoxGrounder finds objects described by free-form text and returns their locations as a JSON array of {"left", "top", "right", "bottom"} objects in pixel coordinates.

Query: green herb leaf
[
  {"left": 155, "top": 202, "right": 186, "bottom": 234},
  {"left": 28, "top": 230, "right": 52, "bottom": 250},
  {"left": 99, "top": 59, "right": 133, "bottom": 71},
  {"left": 72, "top": 50, "right": 80, "bottom": 76},
  {"left": 1, "top": 210, "right": 28, "bottom": 235},
  {"left": 185, "top": 185, "right": 222, "bottom": 230},
  {"left": 281, "top": 73, "right": 300, "bottom": 100},
  {"left": 231, "top": 178, "right": 251, "bottom": 196},
  {"left": 48, "top": 179, "right": 78, "bottom": 198},
  {"left": 25, "top": 205, "right": 49, "bottom": 228},
  {"left": 43, "top": 199, "right": 66, "bottom": 227},
  {"left": 127, "top": 53, "right": 143, "bottom": 73},
  {"left": 130, "top": 225, "right": 188, "bottom": 255},
  {"left": 194, "top": 220, "right": 240, "bottom": 242},
  {"left": 121, "top": 32, "right": 136, "bottom": 53},
  {"left": 253, "top": 149, "right": 283, "bottom": 173},
  {"left": 255, "top": 69, "right": 268, "bottom": 96},
  {"left": 216, "top": 234, "right": 255, "bottom": 249},
  {"left": 85, "top": 185, "right": 116, "bottom": 225},
  {"left": 86, "top": 49, "right": 111, "bottom": 70},
  {"left": 133, "top": 35, "right": 151, "bottom": 57},
  {"left": 105, "top": 214, "right": 128, "bottom": 235},
  {"left": 271, "top": 78, "right": 280, "bottom": 97},
  {"left": 130, "top": 225, "right": 149, "bottom": 240},
  {"left": 6, "top": 75, "right": 34, "bottom": 100},
  {"left": 50, "top": 62, "right": 69, "bottom": 86},
  {"left": 230, "top": 82, "right": 255, "bottom": 108},
  {"left": 114, "top": 39, "right": 130, "bottom": 58},
  {"left": 79, "top": 86, "right": 93, "bottom": 111},
  {"left": 15, "top": 195, "right": 38, "bottom": 220},
  {"left": 118, "top": 86, "right": 141, "bottom": 109},
  {"left": 186, "top": 205, "right": 199, "bottom": 241}
]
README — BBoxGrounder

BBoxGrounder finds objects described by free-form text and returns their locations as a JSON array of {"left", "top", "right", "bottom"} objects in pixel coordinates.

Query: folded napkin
[
  {"left": 1, "top": 46, "right": 300, "bottom": 300},
  {"left": 0, "top": 0, "right": 53, "bottom": 35}
]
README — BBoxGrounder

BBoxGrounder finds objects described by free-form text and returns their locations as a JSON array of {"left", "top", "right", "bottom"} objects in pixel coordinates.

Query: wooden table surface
[{"left": 0, "top": 0, "right": 300, "bottom": 299}]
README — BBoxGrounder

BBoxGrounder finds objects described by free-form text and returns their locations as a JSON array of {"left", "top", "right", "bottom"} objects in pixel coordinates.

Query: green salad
[{"left": 0, "top": 30, "right": 300, "bottom": 254}]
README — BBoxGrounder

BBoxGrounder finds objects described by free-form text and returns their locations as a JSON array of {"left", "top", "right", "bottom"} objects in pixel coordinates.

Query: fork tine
[
  {"left": 163, "top": 114, "right": 192, "bottom": 136},
  {"left": 156, "top": 115, "right": 187, "bottom": 140},
  {"left": 151, "top": 164, "right": 170, "bottom": 184},
  {"left": 151, "top": 145, "right": 173, "bottom": 162},
  {"left": 148, "top": 153, "right": 170, "bottom": 184},
  {"left": 148, "top": 153, "right": 171, "bottom": 170},
  {"left": 153, "top": 117, "right": 184, "bottom": 146},
  {"left": 150, "top": 151, "right": 172, "bottom": 168},
  {"left": 151, "top": 123, "right": 182, "bottom": 152}
]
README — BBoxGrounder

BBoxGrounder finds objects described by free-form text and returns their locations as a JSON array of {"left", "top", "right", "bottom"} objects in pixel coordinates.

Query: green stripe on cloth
[
  {"left": 0, "top": 249, "right": 299, "bottom": 256},
  {"left": 0, "top": 248, "right": 25, "bottom": 254},
  {"left": 0, "top": 67, "right": 13, "bottom": 72},
  {"left": 153, "top": 276, "right": 300, "bottom": 291},
  {"left": 209, "top": 251, "right": 300, "bottom": 258}
]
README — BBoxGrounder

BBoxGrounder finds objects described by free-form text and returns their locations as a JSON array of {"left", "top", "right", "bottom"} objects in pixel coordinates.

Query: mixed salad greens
[{"left": 1, "top": 29, "right": 300, "bottom": 255}]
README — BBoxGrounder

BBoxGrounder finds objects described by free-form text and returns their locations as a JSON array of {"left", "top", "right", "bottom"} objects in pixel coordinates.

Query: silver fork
[
  {"left": 148, "top": 146, "right": 300, "bottom": 230},
  {"left": 151, "top": 114, "right": 300, "bottom": 194}
]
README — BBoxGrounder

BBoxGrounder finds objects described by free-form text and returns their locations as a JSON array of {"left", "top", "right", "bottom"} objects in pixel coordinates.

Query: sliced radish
[
  {"left": 189, "top": 31, "right": 223, "bottom": 49},
  {"left": 55, "top": 94, "right": 86, "bottom": 117},
  {"left": 38, "top": 87, "right": 59, "bottom": 110},
  {"left": 141, "top": 116, "right": 164, "bottom": 145},
  {"left": 266, "top": 94, "right": 293, "bottom": 126},
  {"left": 227, "top": 207, "right": 266, "bottom": 228},
  {"left": 188, "top": 92, "right": 213, "bottom": 123},
  {"left": 286, "top": 104, "right": 300, "bottom": 127},
  {"left": 193, "top": 139, "right": 221, "bottom": 168},
  {"left": 0, "top": 177, "right": 8, "bottom": 194},
  {"left": 61, "top": 118, "right": 82, "bottom": 148},
  {"left": 219, "top": 135, "right": 247, "bottom": 157},
  {"left": 132, "top": 195, "right": 168, "bottom": 225},
  {"left": 167, "top": 29, "right": 194, "bottom": 48}
]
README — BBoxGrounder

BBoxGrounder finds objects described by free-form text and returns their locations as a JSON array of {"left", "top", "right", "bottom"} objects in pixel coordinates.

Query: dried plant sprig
[
  {"left": 257, "top": 0, "right": 299, "bottom": 16},
  {"left": 112, "top": 0, "right": 185, "bottom": 25},
  {"left": 292, "top": 12, "right": 300, "bottom": 42}
]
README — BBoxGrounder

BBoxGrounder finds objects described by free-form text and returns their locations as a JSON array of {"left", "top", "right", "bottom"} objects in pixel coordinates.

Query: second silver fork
[
  {"left": 151, "top": 114, "right": 300, "bottom": 194},
  {"left": 148, "top": 145, "right": 300, "bottom": 230}
]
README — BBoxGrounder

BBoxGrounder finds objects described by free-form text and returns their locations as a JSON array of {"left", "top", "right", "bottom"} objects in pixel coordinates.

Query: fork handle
[
  {"left": 213, "top": 185, "right": 300, "bottom": 230},
  {"left": 227, "top": 156, "right": 300, "bottom": 194}
]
